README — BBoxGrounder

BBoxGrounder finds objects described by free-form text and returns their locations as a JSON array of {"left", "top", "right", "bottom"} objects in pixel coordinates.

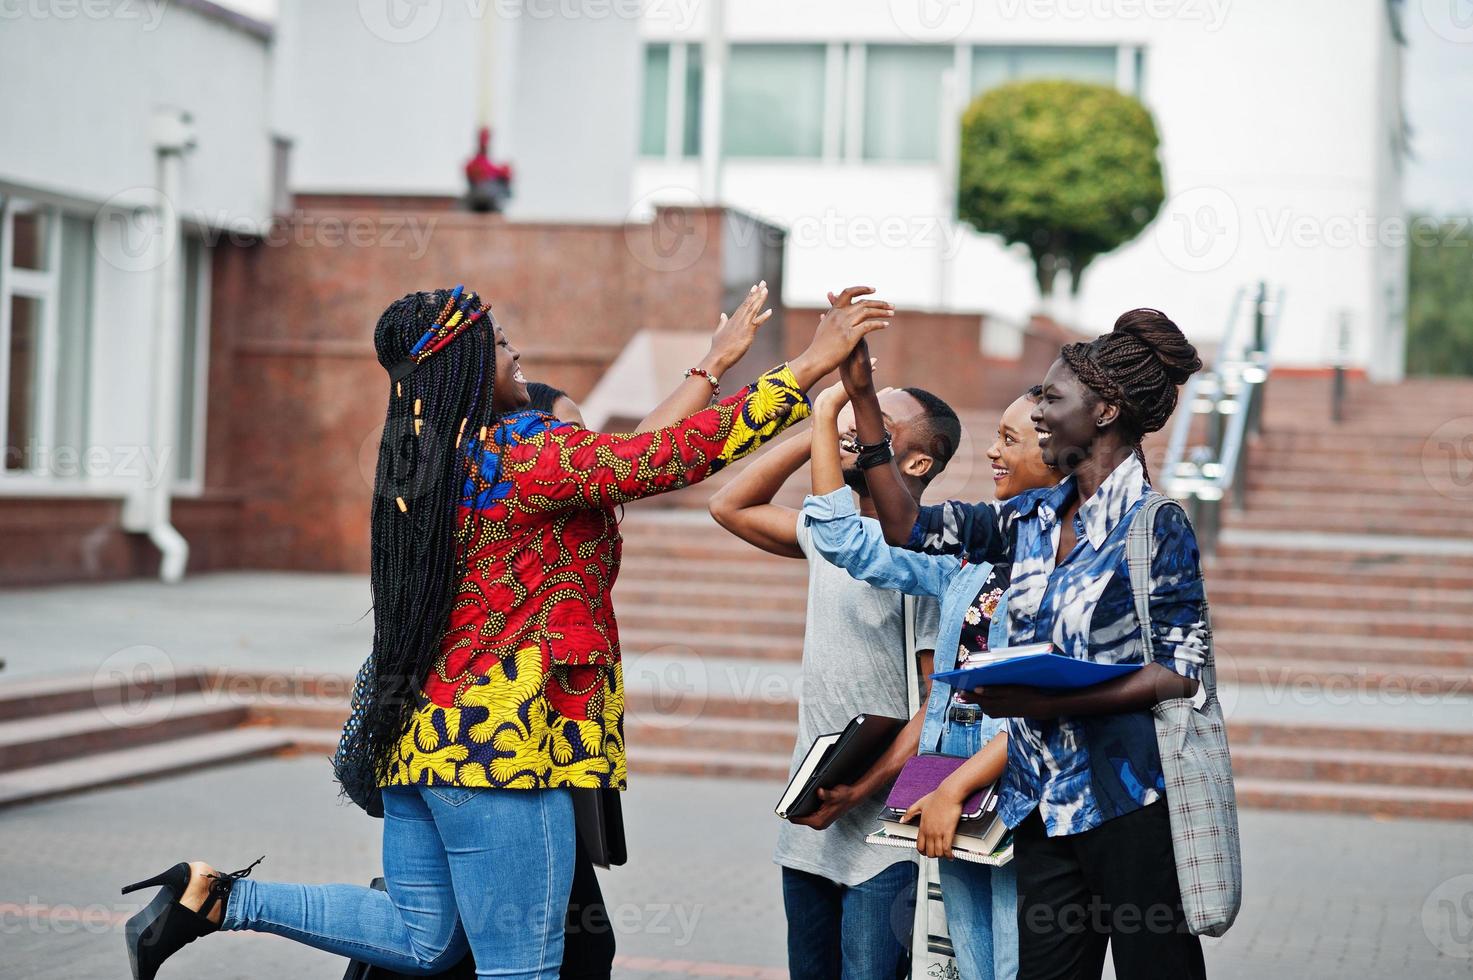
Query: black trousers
[
  {"left": 1014, "top": 800, "right": 1205, "bottom": 980},
  {"left": 561, "top": 839, "right": 616, "bottom": 980}
]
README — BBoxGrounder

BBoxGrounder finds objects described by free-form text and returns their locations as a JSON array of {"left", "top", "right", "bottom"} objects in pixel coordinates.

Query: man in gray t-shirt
[{"left": 710, "top": 382, "right": 962, "bottom": 980}]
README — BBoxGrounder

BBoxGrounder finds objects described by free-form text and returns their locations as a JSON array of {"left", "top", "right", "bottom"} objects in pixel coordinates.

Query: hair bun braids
[{"left": 1112, "top": 308, "right": 1202, "bottom": 387}]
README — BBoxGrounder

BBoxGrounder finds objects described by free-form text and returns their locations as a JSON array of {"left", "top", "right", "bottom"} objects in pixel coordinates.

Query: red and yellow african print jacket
[{"left": 383, "top": 363, "right": 810, "bottom": 790}]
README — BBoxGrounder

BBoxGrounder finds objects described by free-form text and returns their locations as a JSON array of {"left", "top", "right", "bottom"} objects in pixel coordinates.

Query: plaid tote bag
[{"left": 1127, "top": 494, "right": 1243, "bottom": 937}]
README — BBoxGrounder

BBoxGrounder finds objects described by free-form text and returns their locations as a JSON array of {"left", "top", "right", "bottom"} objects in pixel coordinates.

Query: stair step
[
  {"left": 0, "top": 727, "right": 298, "bottom": 809},
  {"left": 1215, "top": 630, "right": 1473, "bottom": 667},
  {"left": 626, "top": 746, "right": 791, "bottom": 782},
  {"left": 625, "top": 714, "right": 798, "bottom": 754},
  {"left": 617, "top": 559, "right": 808, "bottom": 586},
  {"left": 613, "top": 579, "right": 809, "bottom": 613},
  {"left": 1205, "top": 579, "right": 1473, "bottom": 615},
  {"left": 0, "top": 692, "right": 252, "bottom": 772},
  {"left": 1232, "top": 777, "right": 1473, "bottom": 820},
  {"left": 1231, "top": 743, "right": 1473, "bottom": 789},
  {"left": 1211, "top": 605, "right": 1473, "bottom": 641},
  {"left": 618, "top": 627, "right": 803, "bottom": 662},
  {"left": 1207, "top": 557, "right": 1473, "bottom": 592},
  {"left": 0, "top": 669, "right": 210, "bottom": 723},
  {"left": 1233, "top": 510, "right": 1473, "bottom": 538},
  {"left": 1227, "top": 720, "right": 1473, "bottom": 755},
  {"left": 1216, "top": 656, "right": 1472, "bottom": 696}
]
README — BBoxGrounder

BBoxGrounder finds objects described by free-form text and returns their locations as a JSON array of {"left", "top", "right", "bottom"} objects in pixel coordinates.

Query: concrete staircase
[{"left": 4, "top": 388, "right": 1472, "bottom": 820}]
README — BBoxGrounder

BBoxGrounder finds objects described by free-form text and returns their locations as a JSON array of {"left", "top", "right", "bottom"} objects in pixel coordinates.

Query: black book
[{"left": 774, "top": 714, "right": 907, "bottom": 820}]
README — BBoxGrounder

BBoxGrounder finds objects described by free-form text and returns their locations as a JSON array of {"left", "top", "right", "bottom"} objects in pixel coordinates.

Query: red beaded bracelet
[{"left": 685, "top": 367, "right": 720, "bottom": 397}]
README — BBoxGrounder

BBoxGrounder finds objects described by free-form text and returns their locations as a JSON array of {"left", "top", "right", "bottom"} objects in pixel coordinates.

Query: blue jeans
[
  {"left": 221, "top": 785, "right": 575, "bottom": 979},
  {"left": 936, "top": 720, "right": 1019, "bottom": 980},
  {"left": 781, "top": 862, "right": 916, "bottom": 980}
]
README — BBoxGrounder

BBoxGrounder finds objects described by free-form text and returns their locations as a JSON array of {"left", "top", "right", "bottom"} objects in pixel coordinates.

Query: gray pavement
[{"left": 1, "top": 756, "right": 1472, "bottom": 980}]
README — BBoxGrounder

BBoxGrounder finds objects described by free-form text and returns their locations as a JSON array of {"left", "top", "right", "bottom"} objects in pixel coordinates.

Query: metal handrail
[{"left": 1160, "top": 282, "right": 1283, "bottom": 555}]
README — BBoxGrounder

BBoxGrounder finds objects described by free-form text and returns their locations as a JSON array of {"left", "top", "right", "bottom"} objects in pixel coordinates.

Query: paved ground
[{"left": 2, "top": 756, "right": 1473, "bottom": 980}]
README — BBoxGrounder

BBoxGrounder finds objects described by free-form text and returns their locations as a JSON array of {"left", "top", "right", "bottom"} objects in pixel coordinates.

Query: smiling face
[
  {"left": 986, "top": 395, "right": 1055, "bottom": 500},
  {"left": 1030, "top": 358, "right": 1107, "bottom": 474},
  {"left": 490, "top": 317, "right": 531, "bottom": 412}
]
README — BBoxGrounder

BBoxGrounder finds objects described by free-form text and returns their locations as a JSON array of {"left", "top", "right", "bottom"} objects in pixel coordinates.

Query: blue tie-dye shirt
[{"left": 906, "top": 455, "right": 1208, "bottom": 836}]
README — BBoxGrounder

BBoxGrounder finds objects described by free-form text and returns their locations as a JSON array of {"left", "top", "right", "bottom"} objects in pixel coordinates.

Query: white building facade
[{"left": 634, "top": 0, "right": 1408, "bottom": 378}]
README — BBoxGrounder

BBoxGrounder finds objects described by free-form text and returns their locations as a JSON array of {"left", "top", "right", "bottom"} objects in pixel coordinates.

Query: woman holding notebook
[
  {"left": 831, "top": 307, "right": 1212, "bottom": 980},
  {"left": 803, "top": 376, "right": 1057, "bottom": 980}
]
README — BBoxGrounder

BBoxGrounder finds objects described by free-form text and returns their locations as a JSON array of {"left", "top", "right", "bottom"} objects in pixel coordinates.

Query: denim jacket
[{"left": 801, "top": 488, "right": 1008, "bottom": 756}]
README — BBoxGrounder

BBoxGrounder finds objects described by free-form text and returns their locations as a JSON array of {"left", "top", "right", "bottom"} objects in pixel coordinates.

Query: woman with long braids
[
  {"left": 120, "top": 281, "right": 893, "bottom": 980},
  {"left": 844, "top": 306, "right": 1211, "bottom": 979}
]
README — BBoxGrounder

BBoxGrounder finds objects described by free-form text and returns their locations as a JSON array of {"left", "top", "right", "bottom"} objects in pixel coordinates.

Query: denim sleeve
[
  {"left": 906, "top": 499, "right": 1009, "bottom": 565},
  {"left": 802, "top": 489, "right": 960, "bottom": 599},
  {"left": 1145, "top": 504, "right": 1209, "bottom": 680}
]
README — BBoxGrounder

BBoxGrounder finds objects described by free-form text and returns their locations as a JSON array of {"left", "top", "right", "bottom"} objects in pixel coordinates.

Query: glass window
[
  {"left": 724, "top": 45, "right": 827, "bottom": 158},
  {"left": 5, "top": 295, "right": 40, "bottom": 471},
  {"left": 2, "top": 202, "right": 100, "bottom": 481},
  {"left": 863, "top": 45, "right": 953, "bottom": 162},
  {"left": 54, "top": 216, "right": 93, "bottom": 467},
  {"left": 640, "top": 43, "right": 671, "bottom": 157},
  {"left": 971, "top": 45, "right": 1118, "bottom": 96},
  {"left": 682, "top": 44, "right": 704, "bottom": 159},
  {"left": 11, "top": 205, "right": 49, "bottom": 272}
]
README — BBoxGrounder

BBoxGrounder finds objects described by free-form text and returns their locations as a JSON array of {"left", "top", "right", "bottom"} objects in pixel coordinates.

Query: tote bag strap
[{"left": 1125, "top": 494, "right": 1218, "bottom": 703}]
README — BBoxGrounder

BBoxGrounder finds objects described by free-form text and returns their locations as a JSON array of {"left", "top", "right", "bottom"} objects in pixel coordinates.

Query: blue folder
[{"left": 932, "top": 654, "right": 1141, "bottom": 691}]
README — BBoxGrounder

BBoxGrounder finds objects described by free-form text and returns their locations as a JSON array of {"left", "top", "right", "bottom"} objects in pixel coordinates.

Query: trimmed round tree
[{"left": 958, "top": 79, "right": 1165, "bottom": 297}]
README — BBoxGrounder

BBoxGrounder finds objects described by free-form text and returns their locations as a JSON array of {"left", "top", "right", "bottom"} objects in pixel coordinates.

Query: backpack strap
[{"left": 1125, "top": 494, "right": 1218, "bottom": 703}]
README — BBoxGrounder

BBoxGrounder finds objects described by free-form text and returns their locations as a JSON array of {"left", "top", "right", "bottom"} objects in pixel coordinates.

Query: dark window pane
[
  {"left": 6, "top": 295, "right": 41, "bottom": 470},
  {"left": 12, "top": 207, "right": 49, "bottom": 271}
]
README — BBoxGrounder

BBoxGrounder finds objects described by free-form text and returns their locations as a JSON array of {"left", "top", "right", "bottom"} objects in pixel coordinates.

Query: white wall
[
  {"left": 276, "top": 0, "right": 640, "bottom": 222},
  {"left": 635, "top": 0, "right": 1407, "bottom": 375},
  {"left": 0, "top": 1, "right": 275, "bottom": 497},
  {"left": 0, "top": 1, "right": 275, "bottom": 223}
]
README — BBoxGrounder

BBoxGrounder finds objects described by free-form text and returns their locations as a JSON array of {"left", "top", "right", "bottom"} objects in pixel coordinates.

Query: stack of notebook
[{"left": 865, "top": 754, "right": 1012, "bottom": 866}]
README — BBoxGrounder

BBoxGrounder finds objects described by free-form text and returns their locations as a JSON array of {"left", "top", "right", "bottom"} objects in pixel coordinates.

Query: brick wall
[{"left": 0, "top": 204, "right": 1065, "bottom": 584}]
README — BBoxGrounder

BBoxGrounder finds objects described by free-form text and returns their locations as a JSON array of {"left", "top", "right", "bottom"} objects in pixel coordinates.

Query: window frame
[
  {"left": 0, "top": 193, "right": 212, "bottom": 499},
  {"left": 0, "top": 195, "right": 65, "bottom": 484}
]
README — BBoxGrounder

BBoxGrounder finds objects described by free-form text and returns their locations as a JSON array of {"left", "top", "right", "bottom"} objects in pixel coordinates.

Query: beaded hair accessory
[{"left": 388, "top": 284, "right": 493, "bottom": 383}]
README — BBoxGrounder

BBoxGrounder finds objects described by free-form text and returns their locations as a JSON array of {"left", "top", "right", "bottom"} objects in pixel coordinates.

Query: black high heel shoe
[{"left": 121, "top": 857, "right": 263, "bottom": 980}]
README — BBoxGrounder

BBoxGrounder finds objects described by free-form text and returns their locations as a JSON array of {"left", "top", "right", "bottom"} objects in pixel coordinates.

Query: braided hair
[
  {"left": 1058, "top": 308, "right": 1201, "bottom": 483},
  {"left": 334, "top": 287, "right": 499, "bottom": 805}
]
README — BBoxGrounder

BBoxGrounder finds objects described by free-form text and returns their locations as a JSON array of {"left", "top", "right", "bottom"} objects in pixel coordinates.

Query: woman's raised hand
[
  {"left": 786, "top": 286, "right": 894, "bottom": 391},
  {"left": 705, "top": 281, "right": 773, "bottom": 374}
]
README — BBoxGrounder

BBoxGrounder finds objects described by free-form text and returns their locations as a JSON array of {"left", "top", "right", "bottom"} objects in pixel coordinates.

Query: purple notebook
[{"left": 883, "top": 754, "right": 993, "bottom": 822}]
